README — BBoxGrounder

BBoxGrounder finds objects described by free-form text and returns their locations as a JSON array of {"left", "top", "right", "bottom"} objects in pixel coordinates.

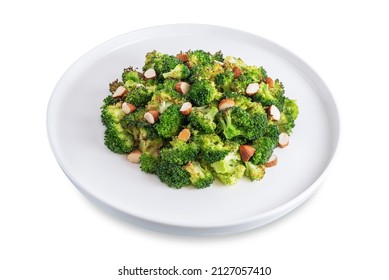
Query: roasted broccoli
[
  {"left": 139, "top": 152, "right": 160, "bottom": 174},
  {"left": 188, "top": 80, "right": 222, "bottom": 106},
  {"left": 125, "top": 86, "right": 153, "bottom": 107},
  {"left": 162, "top": 64, "right": 190, "bottom": 80},
  {"left": 245, "top": 162, "right": 266, "bottom": 181},
  {"left": 184, "top": 161, "right": 214, "bottom": 189},
  {"left": 211, "top": 150, "right": 246, "bottom": 186},
  {"left": 188, "top": 105, "right": 219, "bottom": 133},
  {"left": 143, "top": 50, "right": 180, "bottom": 75},
  {"left": 160, "top": 138, "right": 198, "bottom": 165},
  {"left": 155, "top": 160, "right": 191, "bottom": 189},
  {"left": 277, "top": 98, "right": 299, "bottom": 134},
  {"left": 155, "top": 105, "right": 184, "bottom": 138},
  {"left": 195, "top": 134, "right": 229, "bottom": 163}
]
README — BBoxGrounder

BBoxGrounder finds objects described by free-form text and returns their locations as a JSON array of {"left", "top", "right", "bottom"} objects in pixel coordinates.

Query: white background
[{"left": 1, "top": 0, "right": 388, "bottom": 279}]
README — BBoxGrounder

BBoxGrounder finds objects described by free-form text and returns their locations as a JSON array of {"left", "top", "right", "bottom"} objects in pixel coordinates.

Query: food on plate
[{"left": 100, "top": 50, "right": 299, "bottom": 188}]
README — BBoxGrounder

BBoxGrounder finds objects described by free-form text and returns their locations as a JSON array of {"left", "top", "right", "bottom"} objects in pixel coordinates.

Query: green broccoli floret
[
  {"left": 140, "top": 152, "right": 160, "bottom": 174},
  {"left": 277, "top": 98, "right": 299, "bottom": 134},
  {"left": 265, "top": 124, "right": 280, "bottom": 147},
  {"left": 187, "top": 50, "right": 213, "bottom": 67},
  {"left": 252, "top": 79, "right": 285, "bottom": 109},
  {"left": 155, "top": 160, "right": 190, "bottom": 189},
  {"left": 223, "top": 56, "right": 248, "bottom": 69},
  {"left": 188, "top": 80, "right": 222, "bottom": 106},
  {"left": 250, "top": 137, "right": 275, "bottom": 165},
  {"left": 139, "top": 138, "right": 163, "bottom": 156},
  {"left": 230, "top": 66, "right": 267, "bottom": 94},
  {"left": 101, "top": 104, "right": 125, "bottom": 127},
  {"left": 195, "top": 134, "right": 229, "bottom": 163},
  {"left": 160, "top": 138, "right": 198, "bottom": 165},
  {"left": 216, "top": 106, "right": 267, "bottom": 141},
  {"left": 211, "top": 151, "right": 246, "bottom": 186},
  {"left": 146, "top": 87, "right": 185, "bottom": 113},
  {"left": 184, "top": 161, "right": 214, "bottom": 189},
  {"left": 104, "top": 122, "right": 134, "bottom": 154},
  {"left": 124, "top": 86, "right": 153, "bottom": 107},
  {"left": 162, "top": 64, "right": 190, "bottom": 80},
  {"left": 188, "top": 105, "right": 219, "bottom": 133},
  {"left": 189, "top": 61, "right": 224, "bottom": 83},
  {"left": 143, "top": 50, "right": 180, "bottom": 75},
  {"left": 212, "top": 50, "right": 224, "bottom": 62},
  {"left": 120, "top": 108, "right": 159, "bottom": 143},
  {"left": 245, "top": 162, "right": 266, "bottom": 181},
  {"left": 155, "top": 105, "right": 184, "bottom": 138},
  {"left": 214, "top": 70, "right": 235, "bottom": 92},
  {"left": 122, "top": 67, "right": 141, "bottom": 84},
  {"left": 101, "top": 95, "right": 117, "bottom": 109}
]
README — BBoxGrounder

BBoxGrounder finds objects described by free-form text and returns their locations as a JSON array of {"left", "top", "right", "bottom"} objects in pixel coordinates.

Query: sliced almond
[
  {"left": 180, "top": 102, "right": 192, "bottom": 115},
  {"left": 245, "top": 82, "right": 260, "bottom": 96},
  {"left": 233, "top": 66, "right": 242, "bottom": 78},
  {"left": 121, "top": 102, "right": 137, "bottom": 114},
  {"left": 112, "top": 85, "right": 127, "bottom": 98},
  {"left": 265, "top": 154, "right": 278, "bottom": 167},
  {"left": 218, "top": 98, "right": 235, "bottom": 110},
  {"left": 144, "top": 68, "right": 157, "bottom": 79},
  {"left": 268, "top": 105, "right": 281, "bottom": 121},
  {"left": 239, "top": 145, "right": 256, "bottom": 162},
  {"left": 177, "top": 128, "right": 191, "bottom": 142},
  {"left": 144, "top": 110, "right": 159, "bottom": 124},
  {"left": 176, "top": 52, "right": 188, "bottom": 62},
  {"left": 278, "top": 132, "right": 289, "bottom": 148},
  {"left": 127, "top": 150, "right": 142, "bottom": 163},
  {"left": 266, "top": 77, "right": 274, "bottom": 88},
  {"left": 175, "top": 82, "right": 190, "bottom": 94}
]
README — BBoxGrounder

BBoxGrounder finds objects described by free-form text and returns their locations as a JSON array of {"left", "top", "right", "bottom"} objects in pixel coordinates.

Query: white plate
[{"left": 47, "top": 24, "right": 340, "bottom": 235}]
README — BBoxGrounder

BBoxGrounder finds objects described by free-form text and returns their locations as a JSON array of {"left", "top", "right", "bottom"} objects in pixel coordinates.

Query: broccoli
[
  {"left": 184, "top": 161, "right": 214, "bottom": 189},
  {"left": 140, "top": 152, "right": 160, "bottom": 174},
  {"left": 245, "top": 162, "right": 266, "bottom": 181},
  {"left": 160, "top": 138, "right": 198, "bottom": 165},
  {"left": 189, "top": 61, "right": 224, "bottom": 83},
  {"left": 252, "top": 79, "right": 285, "bottom": 109},
  {"left": 146, "top": 87, "right": 185, "bottom": 113},
  {"left": 214, "top": 70, "right": 235, "bottom": 92},
  {"left": 139, "top": 138, "right": 163, "bottom": 156},
  {"left": 122, "top": 67, "right": 141, "bottom": 84},
  {"left": 155, "top": 160, "right": 190, "bottom": 189},
  {"left": 143, "top": 50, "right": 180, "bottom": 75},
  {"left": 162, "top": 64, "right": 190, "bottom": 80},
  {"left": 212, "top": 50, "right": 224, "bottom": 62},
  {"left": 188, "top": 105, "right": 219, "bottom": 133},
  {"left": 277, "top": 98, "right": 299, "bottom": 134},
  {"left": 195, "top": 134, "right": 229, "bottom": 163},
  {"left": 265, "top": 124, "right": 280, "bottom": 147},
  {"left": 109, "top": 79, "right": 123, "bottom": 95},
  {"left": 230, "top": 66, "right": 267, "bottom": 94},
  {"left": 104, "top": 122, "right": 134, "bottom": 154},
  {"left": 250, "top": 137, "right": 275, "bottom": 165},
  {"left": 211, "top": 151, "right": 246, "bottom": 186},
  {"left": 101, "top": 95, "right": 117, "bottom": 109},
  {"left": 187, "top": 50, "right": 213, "bottom": 67},
  {"left": 125, "top": 86, "right": 153, "bottom": 107},
  {"left": 188, "top": 80, "right": 222, "bottom": 106},
  {"left": 101, "top": 104, "right": 125, "bottom": 127},
  {"left": 216, "top": 106, "right": 267, "bottom": 141},
  {"left": 155, "top": 105, "right": 184, "bottom": 138}
]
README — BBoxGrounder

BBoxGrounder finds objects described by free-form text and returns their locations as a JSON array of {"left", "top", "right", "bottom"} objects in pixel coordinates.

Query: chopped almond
[
  {"left": 178, "top": 128, "right": 191, "bottom": 142},
  {"left": 265, "top": 154, "right": 278, "bottom": 167},
  {"left": 175, "top": 82, "right": 190, "bottom": 94},
  {"left": 233, "top": 66, "right": 242, "bottom": 78},
  {"left": 144, "top": 110, "right": 159, "bottom": 124},
  {"left": 218, "top": 98, "right": 235, "bottom": 110},
  {"left": 121, "top": 102, "right": 137, "bottom": 114},
  {"left": 268, "top": 105, "right": 281, "bottom": 121},
  {"left": 245, "top": 82, "right": 260, "bottom": 96},
  {"left": 266, "top": 77, "right": 274, "bottom": 88},
  {"left": 127, "top": 150, "right": 142, "bottom": 163},
  {"left": 278, "top": 132, "right": 289, "bottom": 148},
  {"left": 144, "top": 68, "right": 157, "bottom": 79},
  {"left": 180, "top": 102, "right": 192, "bottom": 115},
  {"left": 239, "top": 145, "right": 256, "bottom": 162},
  {"left": 176, "top": 52, "right": 188, "bottom": 62},
  {"left": 112, "top": 86, "right": 127, "bottom": 98}
]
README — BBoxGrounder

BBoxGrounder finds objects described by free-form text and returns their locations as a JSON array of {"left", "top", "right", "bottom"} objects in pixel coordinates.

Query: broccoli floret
[
  {"left": 122, "top": 67, "right": 141, "bottom": 84},
  {"left": 211, "top": 151, "right": 246, "bottom": 186},
  {"left": 265, "top": 124, "right": 280, "bottom": 147},
  {"left": 140, "top": 153, "right": 160, "bottom": 174},
  {"left": 188, "top": 80, "right": 222, "bottom": 106},
  {"left": 230, "top": 66, "right": 267, "bottom": 94},
  {"left": 184, "top": 161, "right": 214, "bottom": 189},
  {"left": 101, "top": 104, "right": 125, "bottom": 127},
  {"left": 212, "top": 50, "right": 224, "bottom": 62},
  {"left": 195, "top": 134, "right": 229, "bottom": 163},
  {"left": 189, "top": 61, "right": 224, "bottom": 83},
  {"left": 214, "top": 70, "right": 235, "bottom": 92},
  {"left": 155, "top": 105, "right": 184, "bottom": 138},
  {"left": 187, "top": 50, "right": 213, "bottom": 67},
  {"left": 162, "top": 64, "right": 190, "bottom": 80},
  {"left": 277, "top": 98, "right": 299, "bottom": 134},
  {"left": 146, "top": 87, "right": 185, "bottom": 113},
  {"left": 250, "top": 137, "right": 275, "bottom": 165},
  {"left": 125, "top": 86, "right": 153, "bottom": 107},
  {"left": 104, "top": 122, "right": 134, "bottom": 154},
  {"left": 143, "top": 50, "right": 180, "bottom": 75},
  {"left": 160, "top": 138, "right": 198, "bottom": 165},
  {"left": 252, "top": 79, "right": 285, "bottom": 109},
  {"left": 101, "top": 95, "right": 117, "bottom": 109},
  {"left": 155, "top": 160, "right": 190, "bottom": 189},
  {"left": 216, "top": 106, "right": 267, "bottom": 141},
  {"left": 188, "top": 105, "right": 219, "bottom": 133},
  {"left": 245, "top": 162, "right": 266, "bottom": 181},
  {"left": 223, "top": 56, "right": 248, "bottom": 69},
  {"left": 139, "top": 138, "right": 163, "bottom": 156},
  {"left": 120, "top": 108, "right": 159, "bottom": 142}
]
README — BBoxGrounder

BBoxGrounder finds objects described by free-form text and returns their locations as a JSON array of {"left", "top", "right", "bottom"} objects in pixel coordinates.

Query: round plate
[{"left": 47, "top": 24, "right": 340, "bottom": 235}]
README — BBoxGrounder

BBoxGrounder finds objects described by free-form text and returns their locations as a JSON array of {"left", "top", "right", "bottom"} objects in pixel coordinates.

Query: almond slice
[
  {"left": 245, "top": 82, "right": 260, "bottom": 96},
  {"left": 278, "top": 132, "right": 289, "bottom": 148},
  {"left": 266, "top": 77, "right": 274, "bottom": 88},
  {"left": 178, "top": 128, "right": 191, "bottom": 142},
  {"left": 239, "top": 145, "right": 256, "bottom": 162},
  {"left": 268, "top": 105, "right": 281, "bottom": 121},
  {"left": 176, "top": 52, "right": 188, "bottom": 62},
  {"left": 112, "top": 85, "right": 127, "bottom": 98},
  {"left": 265, "top": 154, "right": 278, "bottom": 167},
  {"left": 144, "top": 110, "right": 159, "bottom": 124},
  {"left": 218, "top": 98, "right": 235, "bottom": 110},
  {"left": 180, "top": 102, "right": 192, "bottom": 115},
  {"left": 144, "top": 68, "right": 157, "bottom": 79},
  {"left": 233, "top": 66, "right": 242, "bottom": 78},
  {"left": 121, "top": 102, "right": 137, "bottom": 114},
  {"left": 127, "top": 150, "right": 142, "bottom": 163},
  {"left": 175, "top": 82, "right": 190, "bottom": 94}
]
